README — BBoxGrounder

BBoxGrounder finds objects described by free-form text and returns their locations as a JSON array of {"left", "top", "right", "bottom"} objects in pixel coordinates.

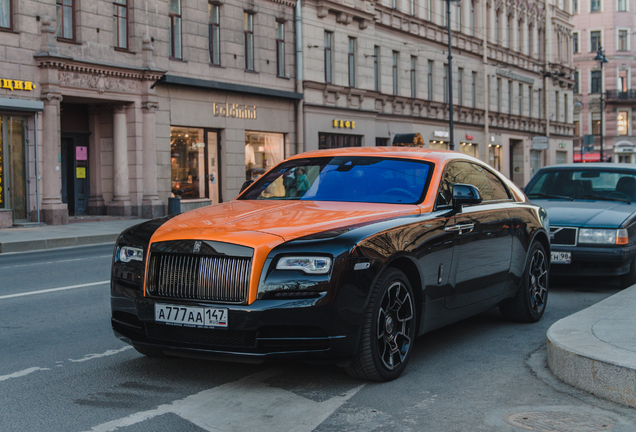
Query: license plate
[
  {"left": 154, "top": 304, "right": 228, "bottom": 328},
  {"left": 551, "top": 251, "right": 571, "bottom": 264}
]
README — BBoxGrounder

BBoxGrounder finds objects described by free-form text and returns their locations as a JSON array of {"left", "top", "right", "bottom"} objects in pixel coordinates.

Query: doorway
[
  {"left": 61, "top": 133, "right": 90, "bottom": 216},
  {"left": 0, "top": 115, "right": 28, "bottom": 221},
  {"left": 510, "top": 139, "right": 524, "bottom": 187}
]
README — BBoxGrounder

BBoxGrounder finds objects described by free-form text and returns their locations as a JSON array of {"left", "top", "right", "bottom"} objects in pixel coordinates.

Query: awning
[
  {"left": 0, "top": 97, "right": 44, "bottom": 113},
  {"left": 573, "top": 152, "right": 612, "bottom": 162}
]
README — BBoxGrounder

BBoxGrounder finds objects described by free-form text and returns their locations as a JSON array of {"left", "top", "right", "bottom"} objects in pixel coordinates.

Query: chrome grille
[
  {"left": 147, "top": 253, "right": 251, "bottom": 303},
  {"left": 550, "top": 227, "right": 578, "bottom": 246}
]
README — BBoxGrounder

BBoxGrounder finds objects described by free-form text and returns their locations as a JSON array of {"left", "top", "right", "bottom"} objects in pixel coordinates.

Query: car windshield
[
  {"left": 525, "top": 168, "right": 636, "bottom": 202},
  {"left": 239, "top": 156, "right": 433, "bottom": 204}
]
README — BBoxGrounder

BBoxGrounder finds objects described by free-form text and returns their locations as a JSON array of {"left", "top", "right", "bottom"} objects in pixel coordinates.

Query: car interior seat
[{"left": 615, "top": 176, "right": 636, "bottom": 200}]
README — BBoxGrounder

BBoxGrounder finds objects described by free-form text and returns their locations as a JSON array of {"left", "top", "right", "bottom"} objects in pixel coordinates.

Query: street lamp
[
  {"left": 446, "top": 0, "right": 462, "bottom": 151},
  {"left": 594, "top": 46, "right": 608, "bottom": 162}
]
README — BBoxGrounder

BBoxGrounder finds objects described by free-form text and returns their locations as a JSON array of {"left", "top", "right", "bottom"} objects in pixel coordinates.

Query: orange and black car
[{"left": 111, "top": 147, "right": 549, "bottom": 381}]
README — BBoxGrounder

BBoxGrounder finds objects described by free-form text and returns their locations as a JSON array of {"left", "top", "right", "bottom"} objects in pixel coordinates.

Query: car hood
[
  {"left": 150, "top": 200, "right": 421, "bottom": 245},
  {"left": 532, "top": 199, "right": 636, "bottom": 228}
]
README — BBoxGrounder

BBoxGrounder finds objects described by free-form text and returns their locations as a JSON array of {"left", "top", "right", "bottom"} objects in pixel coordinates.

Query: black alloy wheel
[
  {"left": 500, "top": 241, "right": 549, "bottom": 323},
  {"left": 347, "top": 268, "right": 417, "bottom": 381}
]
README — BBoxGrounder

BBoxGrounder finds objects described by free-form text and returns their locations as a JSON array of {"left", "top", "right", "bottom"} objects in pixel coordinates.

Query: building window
[
  {"left": 319, "top": 133, "right": 363, "bottom": 149},
  {"left": 209, "top": 4, "right": 220, "bottom": 65},
  {"left": 457, "top": 67, "right": 463, "bottom": 105},
  {"left": 0, "top": 0, "right": 11, "bottom": 29},
  {"left": 376, "top": 137, "right": 389, "bottom": 146},
  {"left": 618, "top": 111, "right": 629, "bottom": 135},
  {"left": 618, "top": 29, "right": 628, "bottom": 51},
  {"left": 538, "top": 88, "right": 543, "bottom": 118},
  {"left": 410, "top": 56, "right": 417, "bottom": 98},
  {"left": 591, "top": 0, "right": 601, "bottom": 11},
  {"left": 592, "top": 112, "right": 601, "bottom": 135},
  {"left": 427, "top": 0, "right": 432, "bottom": 21},
  {"left": 324, "top": 32, "right": 333, "bottom": 84},
  {"left": 443, "top": 64, "right": 448, "bottom": 103},
  {"left": 113, "top": 0, "right": 127, "bottom": 49},
  {"left": 507, "top": 15, "right": 512, "bottom": 49},
  {"left": 618, "top": 0, "right": 627, "bottom": 11},
  {"left": 428, "top": 60, "right": 434, "bottom": 100},
  {"left": 392, "top": 51, "right": 399, "bottom": 95},
  {"left": 276, "top": 21, "right": 285, "bottom": 77},
  {"left": 555, "top": 91, "right": 560, "bottom": 121},
  {"left": 410, "top": 0, "right": 415, "bottom": 15},
  {"left": 471, "top": 71, "right": 477, "bottom": 108},
  {"left": 590, "top": 31, "right": 601, "bottom": 52},
  {"left": 245, "top": 131, "right": 285, "bottom": 181},
  {"left": 574, "top": 71, "right": 579, "bottom": 94},
  {"left": 457, "top": 5, "right": 462, "bottom": 31},
  {"left": 591, "top": 70, "right": 602, "bottom": 93},
  {"left": 518, "top": 83, "right": 523, "bottom": 116},
  {"left": 529, "top": 85, "right": 533, "bottom": 116},
  {"left": 573, "top": 32, "right": 579, "bottom": 53},
  {"left": 528, "top": 24, "right": 534, "bottom": 55},
  {"left": 169, "top": 0, "right": 182, "bottom": 58},
  {"left": 244, "top": 12, "right": 254, "bottom": 71},
  {"left": 392, "top": 0, "right": 397, "bottom": 8},
  {"left": 564, "top": 93, "right": 568, "bottom": 122},
  {"left": 348, "top": 37, "right": 356, "bottom": 88},
  {"left": 470, "top": 0, "right": 475, "bottom": 36},
  {"left": 573, "top": 0, "right": 579, "bottom": 12},
  {"left": 518, "top": 19, "right": 523, "bottom": 51},
  {"left": 495, "top": 11, "right": 500, "bottom": 42},
  {"left": 488, "top": 144, "right": 502, "bottom": 172},
  {"left": 442, "top": 0, "right": 447, "bottom": 26},
  {"left": 373, "top": 46, "right": 380, "bottom": 91},
  {"left": 574, "top": 120, "right": 580, "bottom": 135},
  {"left": 619, "top": 69, "right": 628, "bottom": 92},
  {"left": 508, "top": 80, "right": 512, "bottom": 114},
  {"left": 497, "top": 77, "right": 501, "bottom": 112},
  {"left": 56, "top": 0, "right": 74, "bottom": 40}
]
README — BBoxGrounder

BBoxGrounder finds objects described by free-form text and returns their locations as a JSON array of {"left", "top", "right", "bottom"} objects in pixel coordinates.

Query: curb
[
  {"left": 546, "top": 286, "right": 636, "bottom": 408},
  {"left": 0, "top": 234, "right": 119, "bottom": 254}
]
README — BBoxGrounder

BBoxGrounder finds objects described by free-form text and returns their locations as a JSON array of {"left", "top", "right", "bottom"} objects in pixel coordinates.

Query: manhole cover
[{"left": 504, "top": 412, "right": 614, "bottom": 432}]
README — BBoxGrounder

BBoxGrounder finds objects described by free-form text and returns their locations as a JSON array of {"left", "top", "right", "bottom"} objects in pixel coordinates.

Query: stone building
[
  {"left": 572, "top": 0, "right": 636, "bottom": 162},
  {"left": 0, "top": 0, "right": 299, "bottom": 225},
  {"left": 300, "top": 0, "right": 575, "bottom": 187}
]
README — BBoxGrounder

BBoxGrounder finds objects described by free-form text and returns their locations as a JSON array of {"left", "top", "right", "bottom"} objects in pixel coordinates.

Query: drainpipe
[{"left": 295, "top": 0, "right": 304, "bottom": 154}]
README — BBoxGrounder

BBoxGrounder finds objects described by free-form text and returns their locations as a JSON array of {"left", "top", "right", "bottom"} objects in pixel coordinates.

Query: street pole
[
  {"left": 446, "top": 0, "right": 455, "bottom": 151},
  {"left": 595, "top": 47, "right": 608, "bottom": 162}
]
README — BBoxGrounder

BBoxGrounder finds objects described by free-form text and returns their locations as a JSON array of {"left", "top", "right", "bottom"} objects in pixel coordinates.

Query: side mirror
[
  {"left": 240, "top": 180, "right": 254, "bottom": 193},
  {"left": 452, "top": 184, "right": 482, "bottom": 211}
]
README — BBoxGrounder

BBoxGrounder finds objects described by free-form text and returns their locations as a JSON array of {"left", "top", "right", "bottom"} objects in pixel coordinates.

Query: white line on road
[
  {"left": 0, "top": 255, "right": 112, "bottom": 270},
  {"left": 0, "top": 367, "right": 50, "bottom": 382},
  {"left": 69, "top": 346, "right": 134, "bottom": 363},
  {"left": 0, "top": 281, "right": 109, "bottom": 300},
  {"left": 85, "top": 369, "right": 365, "bottom": 432}
]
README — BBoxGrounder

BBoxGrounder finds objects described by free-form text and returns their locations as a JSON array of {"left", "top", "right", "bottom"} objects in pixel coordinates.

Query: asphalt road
[{"left": 1, "top": 245, "right": 636, "bottom": 432}]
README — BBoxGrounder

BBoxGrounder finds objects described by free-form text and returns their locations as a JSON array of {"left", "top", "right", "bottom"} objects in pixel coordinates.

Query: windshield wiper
[
  {"left": 574, "top": 194, "right": 631, "bottom": 204},
  {"left": 529, "top": 192, "right": 574, "bottom": 201}
]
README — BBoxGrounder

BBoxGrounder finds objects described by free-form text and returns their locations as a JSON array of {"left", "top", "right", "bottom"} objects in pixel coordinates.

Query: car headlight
[
  {"left": 578, "top": 229, "right": 628, "bottom": 245},
  {"left": 119, "top": 246, "right": 144, "bottom": 263},
  {"left": 276, "top": 256, "right": 332, "bottom": 274}
]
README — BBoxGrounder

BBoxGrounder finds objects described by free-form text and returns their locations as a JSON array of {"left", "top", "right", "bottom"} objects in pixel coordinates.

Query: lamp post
[
  {"left": 446, "top": 0, "right": 462, "bottom": 151},
  {"left": 594, "top": 47, "right": 608, "bottom": 162}
]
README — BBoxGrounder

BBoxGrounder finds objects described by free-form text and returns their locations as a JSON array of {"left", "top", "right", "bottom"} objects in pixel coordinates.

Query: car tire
[
  {"left": 500, "top": 241, "right": 549, "bottom": 323},
  {"left": 133, "top": 346, "right": 167, "bottom": 358},
  {"left": 619, "top": 257, "right": 636, "bottom": 288},
  {"left": 346, "top": 268, "right": 417, "bottom": 382}
]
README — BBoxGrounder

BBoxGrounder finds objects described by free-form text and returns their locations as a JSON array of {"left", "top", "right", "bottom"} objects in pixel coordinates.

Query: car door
[{"left": 437, "top": 161, "right": 513, "bottom": 309}]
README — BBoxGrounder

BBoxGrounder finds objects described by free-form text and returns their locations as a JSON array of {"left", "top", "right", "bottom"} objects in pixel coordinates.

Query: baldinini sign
[{"left": 213, "top": 103, "right": 257, "bottom": 120}]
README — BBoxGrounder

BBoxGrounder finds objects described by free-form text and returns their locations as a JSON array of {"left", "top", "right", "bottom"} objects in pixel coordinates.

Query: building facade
[
  {"left": 572, "top": 0, "right": 636, "bottom": 162},
  {"left": 301, "top": 0, "right": 575, "bottom": 187},
  {"left": 0, "top": 0, "right": 299, "bottom": 225}
]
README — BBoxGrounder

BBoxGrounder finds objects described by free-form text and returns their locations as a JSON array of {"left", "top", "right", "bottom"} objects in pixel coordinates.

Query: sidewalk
[
  {"left": 0, "top": 218, "right": 147, "bottom": 253},
  {"left": 547, "top": 285, "right": 636, "bottom": 408}
]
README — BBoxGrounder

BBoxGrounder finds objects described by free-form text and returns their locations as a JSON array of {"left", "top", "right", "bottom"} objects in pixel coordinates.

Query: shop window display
[{"left": 245, "top": 131, "right": 285, "bottom": 180}]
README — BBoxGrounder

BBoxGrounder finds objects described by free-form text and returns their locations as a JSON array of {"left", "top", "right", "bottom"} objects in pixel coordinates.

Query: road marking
[
  {"left": 85, "top": 369, "right": 365, "bottom": 432},
  {"left": 0, "top": 281, "right": 109, "bottom": 300},
  {"left": 0, "top": 367, "right": 50, "bottom": 382},
  {"left": 69, "top": 346, "right": 133, "bottom": 363},
  {"left": 0, "top": 255, "right": 111, "bottom": 270}
]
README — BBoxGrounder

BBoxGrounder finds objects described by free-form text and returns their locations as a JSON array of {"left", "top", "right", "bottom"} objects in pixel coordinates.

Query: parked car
[
  {"left": 111, "top": 148, "right": 549, "bottom": 381},
  {"left": 525, "top": 163, "right": 636, "bottom": 287}
]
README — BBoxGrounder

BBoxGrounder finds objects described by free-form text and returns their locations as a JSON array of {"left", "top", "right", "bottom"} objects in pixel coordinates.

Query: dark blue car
[{"left": 525, "top": 163, "right": 636, "bottom": 288}]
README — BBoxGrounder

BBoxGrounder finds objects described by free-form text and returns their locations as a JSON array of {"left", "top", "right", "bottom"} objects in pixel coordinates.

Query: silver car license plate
[
  {"left": 551, "top": 251, "right": 571, "bottom": 264},
  {"left": 155, "top": 304, "right": 228, "bottom": 328}
]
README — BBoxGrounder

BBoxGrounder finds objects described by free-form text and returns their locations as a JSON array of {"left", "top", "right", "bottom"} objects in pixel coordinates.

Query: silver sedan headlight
[
  {"left": 276, "top": 256, "right": 332, "bottom": 274},
  {"left": 578, "top": 229, "right": 628, "bottom": 245}
]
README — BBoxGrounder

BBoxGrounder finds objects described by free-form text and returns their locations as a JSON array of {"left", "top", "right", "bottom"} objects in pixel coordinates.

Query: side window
[
  {"left": 483, "top": 168, "right": 511, "bottom": 201},
  {"left": 436, "top": 162, "right": 492, "bottom": 208}
]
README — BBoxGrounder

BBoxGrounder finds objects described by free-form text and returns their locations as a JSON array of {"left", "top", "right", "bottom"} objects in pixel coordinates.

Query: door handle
[{"left": 445, "top": 223, "right": 475, "bottom": 235}]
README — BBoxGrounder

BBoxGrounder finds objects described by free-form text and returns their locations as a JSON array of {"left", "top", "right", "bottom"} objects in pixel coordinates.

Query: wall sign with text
[
  {"left": 1, "top": 79, "right": 36, "bottom": 91},
  {"left": 333, "top": 119, "right": 356, "bottom": 129},
  {"left": 213, "top": 103, "right": 257, "bottom": 119}
]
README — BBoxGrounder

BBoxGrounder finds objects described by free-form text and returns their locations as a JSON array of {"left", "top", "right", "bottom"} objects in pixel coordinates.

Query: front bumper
[
  {"left": 550, "top": 244, "right": 636, "bottom": 277},
  {"left": 111, "top": 280, "right": 362, "bottom": 363}
]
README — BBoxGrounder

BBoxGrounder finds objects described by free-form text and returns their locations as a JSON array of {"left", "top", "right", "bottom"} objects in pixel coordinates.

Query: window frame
[
  {"left": 373, "top": 45, "right": 380, "bottom": 91},
  {"left": 518, "top": 83, "right": 523, "bottom": 116},
  {"left": 618, "top": 109, "right": 630, "bottom": 135},
  {"left": 457, "top": 67, "right": 463, "bottom": 105},
  {"left": 572, "top": 31, "right": 579, "bottom": 53},
  {"left": 325, "top": 31, "right": 333, "bottom": 84},
  {"left": 617, "top": 28, "right": 629, "bottom": 51},
  {"left": 428, "top": 60, "right": 434, "bottom": 100},
  {"left": 443, "top": 63, "right": 448, "bottom": 103},
  {"left": 591, "top": 69, "right": 602, "bottom": 93},
  {"left": 471, "top": 71, "right": 477, "bottom": 108},
  {"left": 392, "top": 51, "right": 399, "bottom": 95},
  {"left": 113, "top": 0, "right": 128, "bottom": 50},
  {"left": 209, "top": 3, "right": 221, "bottom": 66},
  {"left": 618, "top": 0, "right": 628, "bottom": 11},
  {"left": 589, "top": 30, "right": 601, "bottom": 53},
  {"left": 508, "top": 79, "right": 512, "bottom": 114},
  {"left": 410, "top": 55, "right": 417, "bottom": 98},
  {"left": 470, "top": 0, "right": 475, "bottom": 36},
  {"left": 0, "top": 0, "right": 12, "bottom": 30},
  {"left": 591, "top": 0, "right": 601, "bottom": 12},
  {"left": 348, "top": 37, "right": 356, "bottom": 88},
  {"left": 244, "top": 12, "right": 255, "bottom": 71},
  {"left": 574, "top": 71, "right": 579, "bottom": 94},
  {"left": 169, "top": 0, "right": 183, "bottom": 59},
  {"left": 276, "top": 21, "right": 285, "bottom": 77},
  {"left": 56, "top": 0, "right": 75, "bottom": 41}
]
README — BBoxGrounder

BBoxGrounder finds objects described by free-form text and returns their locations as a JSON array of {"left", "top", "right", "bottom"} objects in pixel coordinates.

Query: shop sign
[
  {"left": 466, "top": 135, "right": 474, "bottom": 140},
  {"left": 1, "top": 78, "right": 36, "bottom": 91},
  {"left": 532, "top": 136, "right": 549, "bottom": 150},
  {"left": 615, "top": 145, "right": 636, "bottom": 154},
  {"left": 434, "top": 131, "right": 449, "bottom": 138},
  {"left": 333, "top": 119, "right": 355, "bottom": 129},
  {"left": 212, "top": 103, "right": 257, "bottom": 120},
  {"left": 559, "top": 142, "right": 567, "bottom": 149}
]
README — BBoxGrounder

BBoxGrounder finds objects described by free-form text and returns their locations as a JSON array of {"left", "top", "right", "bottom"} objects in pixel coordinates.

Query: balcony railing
[{"left": 606, "top": 90, "right": 636, "bottom": 101}]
